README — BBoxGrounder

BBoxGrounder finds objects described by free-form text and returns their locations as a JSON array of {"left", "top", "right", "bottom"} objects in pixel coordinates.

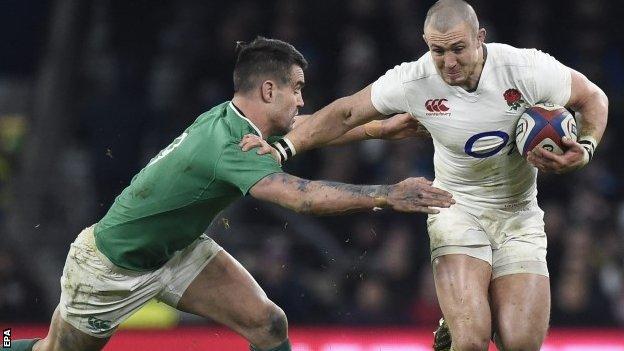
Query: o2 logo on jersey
[{"left": 464, "top": 131, "right": 514, "bottom": 158}]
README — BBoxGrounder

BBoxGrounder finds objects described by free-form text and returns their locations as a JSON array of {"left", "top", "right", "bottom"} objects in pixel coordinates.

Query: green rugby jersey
[{"left": 94, "top": 101, "right": 282, "bottom": 271}]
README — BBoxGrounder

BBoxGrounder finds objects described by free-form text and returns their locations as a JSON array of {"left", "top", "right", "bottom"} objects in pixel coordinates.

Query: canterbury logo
[
  {"left": 87, "top": 317, "right": 111, "bottom": 332},
  {"left": 425, "top": 99, "right": 449, "bottom": 112}
]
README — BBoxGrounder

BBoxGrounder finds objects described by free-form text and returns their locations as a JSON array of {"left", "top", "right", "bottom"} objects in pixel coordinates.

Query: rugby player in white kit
[{"left": 254, "top": 0, "right": 609, "bottom": 350}]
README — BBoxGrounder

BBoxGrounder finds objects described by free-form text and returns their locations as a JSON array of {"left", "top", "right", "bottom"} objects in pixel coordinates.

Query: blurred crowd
[{"left": 0, "top": 0, "right": 622, "bottom": 327}]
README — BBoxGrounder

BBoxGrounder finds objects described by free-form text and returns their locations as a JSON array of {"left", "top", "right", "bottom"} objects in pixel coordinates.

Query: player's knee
[
  {"left": 266, "top": 305, "right": 288, "bottom": 341},
  {"left": 495, "top": 320, "right": 546, "bottom": 351},
  {"left": 452, "top": 336, "right": 490, "bottom": 351},
  {"left": 449, "top": 318, "right": 491, "bottom": 351},
  {"left": 451, "top": 327, "right": 490, "bottom": 351},
  {"left": 244, "top": 300, "right": 288, "bottom": 342},
  {"left": 497, "top": 333, "right": 542, "bottom": 351}
]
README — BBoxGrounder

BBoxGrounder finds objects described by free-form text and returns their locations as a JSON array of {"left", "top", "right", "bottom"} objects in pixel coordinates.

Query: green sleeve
[{"left": 215, "top": 142, "right": 283, "bottom": 195}]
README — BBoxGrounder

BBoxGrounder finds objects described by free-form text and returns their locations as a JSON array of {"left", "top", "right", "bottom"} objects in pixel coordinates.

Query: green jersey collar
[{"left": 228, "top": 102, "right": 263, "bottom": 139}]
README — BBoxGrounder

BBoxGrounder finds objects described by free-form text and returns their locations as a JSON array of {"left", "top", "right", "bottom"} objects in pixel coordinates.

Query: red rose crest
[{"left": 503, "top": 88, "right": 525, "bottom": 110}]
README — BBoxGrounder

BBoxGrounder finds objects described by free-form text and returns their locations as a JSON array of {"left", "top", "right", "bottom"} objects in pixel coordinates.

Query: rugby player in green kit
[{"left": 14, "top": 37, "right": 453, "bottom": 351}]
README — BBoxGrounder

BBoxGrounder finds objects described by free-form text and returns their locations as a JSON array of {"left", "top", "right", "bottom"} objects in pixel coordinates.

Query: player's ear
[
  {"left": 261, "top": 80, "right": 275, "bottom": 103},
  {"left": 477, "top": 28, "right": 486, "bottom": 46}
]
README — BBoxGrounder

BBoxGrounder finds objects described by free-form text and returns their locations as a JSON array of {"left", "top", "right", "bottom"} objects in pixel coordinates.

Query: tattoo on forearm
[
  {"left": 305, "top": 180, "right": 390, "bottom": 199},
  {"left": 268, "top": 173, "right": 388, "bottom": 198},
  {"left": 295, "top": 178, "right": 310, "bottom": 192},
  {"left": 266, "top": 173, "right": 392, "bottom": 214}
]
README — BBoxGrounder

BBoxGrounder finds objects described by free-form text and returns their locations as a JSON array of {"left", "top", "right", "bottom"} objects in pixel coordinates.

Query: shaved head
[
  {"left": 422, "top": 0, "right": 486, "bottom": 90},
  {"left": 424, "top": 0, "right": 479, "bottom": 36}
]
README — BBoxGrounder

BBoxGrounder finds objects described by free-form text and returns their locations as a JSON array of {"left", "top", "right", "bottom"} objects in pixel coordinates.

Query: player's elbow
[
  {"left": 597, "top": 88, "right": 609, "bottom": 120},
  {"left": 589, "top": 86, "right": 609, "bottom": 130},
  {"left": 341, "top": 96, "right": 373, "bottom": 131},
  {"left": 590, "top": 83, "right": 608, "bottom": 115},
  {"left": 330, "top": 96, "right": 358, "bottom": 130},
  {"left": 573, "top": 83, "right": 609, "bottom": 131},
  {"left": 338, "top": 96, "right": 355, "bottom": 120}
]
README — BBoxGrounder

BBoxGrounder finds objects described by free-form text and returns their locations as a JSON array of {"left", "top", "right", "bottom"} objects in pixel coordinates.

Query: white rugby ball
[{"left": 515, "top": 102, "right": 577, "bottom": 157}]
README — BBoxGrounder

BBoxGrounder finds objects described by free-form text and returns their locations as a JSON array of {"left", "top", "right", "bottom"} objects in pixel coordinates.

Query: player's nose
[{"left": 443, "top": 53, "right": 457, "bottom": 68}]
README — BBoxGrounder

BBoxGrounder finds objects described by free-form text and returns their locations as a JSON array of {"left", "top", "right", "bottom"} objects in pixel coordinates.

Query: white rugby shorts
[
  {"left": 427, "top": 199, "right": 548, "bottom": 279},
  {"left": 59, "top": 226, "right": 222, "bottom": 337}
]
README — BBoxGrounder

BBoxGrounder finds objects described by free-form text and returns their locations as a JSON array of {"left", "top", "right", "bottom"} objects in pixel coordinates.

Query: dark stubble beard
[{"left": 276, "top": 118, "right": 292, "bottom": 136}]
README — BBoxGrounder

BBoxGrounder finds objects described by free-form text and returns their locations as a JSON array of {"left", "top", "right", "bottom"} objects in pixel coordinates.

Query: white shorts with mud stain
[
  {"left": 59, "top": 226, "right": 222, "bottom": 337},
  {"left": 427, "top": 199, "right": 548, "bottom": 279}
]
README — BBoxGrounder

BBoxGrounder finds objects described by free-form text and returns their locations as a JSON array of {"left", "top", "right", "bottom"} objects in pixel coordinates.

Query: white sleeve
[
  {"left": 370, "top": 65, "right": 409, "bottom": 115},
  {"left": 531, "top": 50, "right": 572, "bottom": 106}
]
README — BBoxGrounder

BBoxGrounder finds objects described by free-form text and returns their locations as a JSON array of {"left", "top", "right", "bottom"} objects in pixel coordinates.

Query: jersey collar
[{"left": 229, "top": 101, "right": 264, "bottom": 139}]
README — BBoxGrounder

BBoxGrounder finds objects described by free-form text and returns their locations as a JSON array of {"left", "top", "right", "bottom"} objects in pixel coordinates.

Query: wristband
[
  {"left": 578, "top": 136, "right": 597, "bottom": 163},
  {"left": 272, "top": 137, "right": 297, "bottom": 163},
  {"left": 364, "top": 120, "right": 383, "bottom": 139},
  {"left": 373, "top": 196, "right": 388, "bottom": 209}
]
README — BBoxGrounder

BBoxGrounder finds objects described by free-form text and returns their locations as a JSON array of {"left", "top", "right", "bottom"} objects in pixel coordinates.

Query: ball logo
[
  {"left": 566, "top": 118, "right": 578, "bottom": 138},
  {"left": 425, "top": 99, "right": 451, "bottom": 116},
  {"left": 516, "top": 118, "right": 528, "bottom": 139}
]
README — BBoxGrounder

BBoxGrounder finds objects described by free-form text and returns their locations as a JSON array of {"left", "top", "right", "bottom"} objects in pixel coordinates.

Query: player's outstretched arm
[
  {"left": 283, "top": 84, "right": 383, "bottom": 153},
  {"left": 292, "top": 113, "right": 429, "bottom": 147},
  {"left": 249, "top": 172, "right": 454, "bottom": 215},
  {"left": 239, "top": 114, "right": 429, "bottom": 159},
  {"left": 528, "top": 69, "right": 608, "bottom": 173}
]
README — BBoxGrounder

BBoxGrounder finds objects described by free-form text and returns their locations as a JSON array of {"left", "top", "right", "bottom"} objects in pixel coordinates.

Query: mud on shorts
[
  {"left": 59, "top": 226, "right": 222, "bottom": 338},
  {"left": 427, "top": 199, "right": 548, "bottom": 279}
]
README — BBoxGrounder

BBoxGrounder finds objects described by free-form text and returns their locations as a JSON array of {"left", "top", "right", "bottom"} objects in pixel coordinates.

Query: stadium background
[{"left": 0, "top": 0, "right": 622, "bottom": 349}]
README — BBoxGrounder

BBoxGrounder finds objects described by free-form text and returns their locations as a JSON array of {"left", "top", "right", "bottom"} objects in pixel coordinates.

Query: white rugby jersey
[{"left": 371, "top": 43, "right": 571, "bottom": 209}]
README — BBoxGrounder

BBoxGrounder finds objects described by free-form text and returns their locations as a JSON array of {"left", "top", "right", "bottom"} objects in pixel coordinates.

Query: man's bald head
[
  {"left": 424, "top": 0, "right": 479, "bottom": 37},
  {"left": 422, "top": 0, "right": 486, "bottom": 90}
]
